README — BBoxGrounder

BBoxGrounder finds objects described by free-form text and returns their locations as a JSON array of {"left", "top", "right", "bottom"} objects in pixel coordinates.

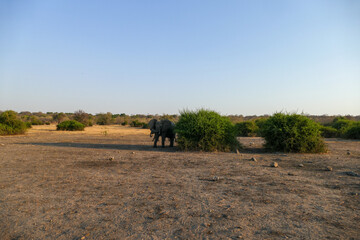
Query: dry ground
[{"left": 0, "top": 125, "right": 359, "bottom": 240}]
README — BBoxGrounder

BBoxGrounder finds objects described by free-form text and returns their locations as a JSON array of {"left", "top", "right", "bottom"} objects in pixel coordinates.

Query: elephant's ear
[
  {"left": 155, "top": 121, "right": 162, "bottom": 133},
  {"left": 148, "top": 119, "right": 157, "bottom": 130}
]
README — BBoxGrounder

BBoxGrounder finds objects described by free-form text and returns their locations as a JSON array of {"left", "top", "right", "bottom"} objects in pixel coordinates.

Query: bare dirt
[{"left": 0, "top": 125, "right": 359, "bottom": 240}]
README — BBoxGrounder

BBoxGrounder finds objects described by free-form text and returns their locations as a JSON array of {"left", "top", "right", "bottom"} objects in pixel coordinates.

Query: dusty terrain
[{"left": 0, "top": 125, "right": 359, "bottom": 240}]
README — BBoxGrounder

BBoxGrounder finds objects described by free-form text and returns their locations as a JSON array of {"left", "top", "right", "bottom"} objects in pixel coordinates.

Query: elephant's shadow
[{"left": 18, "top": 142, "right": 178, "bottom": 152}]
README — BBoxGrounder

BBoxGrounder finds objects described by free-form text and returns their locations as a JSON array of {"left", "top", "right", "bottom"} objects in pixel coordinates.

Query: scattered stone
[
  {"left": 349, "top": 192, "right": 358, "bottom": 196},
  {"left": 326, "top": 166, "right": 333, "bottom": 171},
  {"left": 212, "top": 176, "right": 221, "bottom": 181},
  {"left": 0, "top": 144, "right": 4, "bottom": 146},
  {"left": 236, "top": 149, "right": 240, "bottom": 155},
  {"left": 108, "top": 156, "right": 114, "bottom": 161},
  {"left": 344, "top": 171, "right": 359, "bottom": 177},
  {"left": 249, "top": 142, "right": 254, "bottom": 146},
  {"left": 298, "top": 164, "right": 304, "bottom": 167},
  {"left": 271, "top": 162, "right": 279, "bottom": 168},
  {"left": 347, "top": 150, "right": 351, "bottom": 155},
  {"left": 250, "top": 157, "right": 257, "bottom": 162},
  {"left": 131, "top": 152, "right": 135, "bottom": 154},
  {"left": 288, "top": 173, "right": 295, "bottom": 176}
]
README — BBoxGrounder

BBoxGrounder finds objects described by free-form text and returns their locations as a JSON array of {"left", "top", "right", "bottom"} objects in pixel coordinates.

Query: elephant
[{"left": 148, "top": 119, "right": 175, "bottom": 148}]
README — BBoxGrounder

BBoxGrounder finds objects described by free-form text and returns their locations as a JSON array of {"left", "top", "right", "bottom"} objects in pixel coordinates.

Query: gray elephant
[{"left": 148, "top": 119, "right": 175, "bottom": 148}]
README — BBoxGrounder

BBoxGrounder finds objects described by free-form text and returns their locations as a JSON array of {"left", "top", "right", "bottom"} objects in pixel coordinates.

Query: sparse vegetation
[
  {"left": 57, "top": 120, "right": 85, "bottom": 131},
  {"left": 261, "top": 113, "right": 326, "bottom": 153},
  {"left": 0, "top": 110, "right": 29, "bottom": 135},
  {"left": 175, "top": 109, "right": 240, "bottom": 152}
]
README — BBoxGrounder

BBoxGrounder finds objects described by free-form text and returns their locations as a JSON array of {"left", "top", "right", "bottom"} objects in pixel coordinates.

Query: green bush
[
  {"left": 255, "top": 118, "right": 268, "bottom": 137},
  {"left": 57, "top": 120, "right": 85, "bottom": 131},
  {"left": 175, "top": 109, "right": 240, "bottom": 152},
  {"left": 261, "top": 113, "right": 326, "bottom": 153},
  {"left": 343, "top": 122, "right": 360, "bottom": 139},
  {"left": 130, "top": 120, "right": 146, "bottom": 127},
  {"left": 331, "top": 117, "right": 353, "bottom": 135},
  {"left": 235, "top": 121, "right": 258, "bottom": 137},
  {"left": 121, "top": 121, "right": 128, "bottom": 126},
  {"left": 25, "top": 122, "right": 32, "bottom": 128},
  {"left": 0, "top": 110, "right": 29, "bottom": 135},
  {"left": 319, "top": 125, "right": 338, "bottom": 138}
]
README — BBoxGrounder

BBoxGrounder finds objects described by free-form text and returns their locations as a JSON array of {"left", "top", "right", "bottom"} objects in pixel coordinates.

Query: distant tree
[
  {"left": 53, "top": 112, "right": 67, "bottom": 124},
  {"left": 73, "top": 110, "right": 92, "bottom": 126},
  {"left": 96, "top": 112, "right": 113, "bottom": 125}
]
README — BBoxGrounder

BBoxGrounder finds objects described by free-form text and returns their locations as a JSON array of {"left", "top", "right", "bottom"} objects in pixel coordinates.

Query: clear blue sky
[{"left": 1, "top": 0, "right": 359, "bottom": 115}]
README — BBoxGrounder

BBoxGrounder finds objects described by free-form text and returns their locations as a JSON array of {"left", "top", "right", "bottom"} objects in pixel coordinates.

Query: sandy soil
[{"left": 0, "top": 125, "right": 359, "bottom": 240}]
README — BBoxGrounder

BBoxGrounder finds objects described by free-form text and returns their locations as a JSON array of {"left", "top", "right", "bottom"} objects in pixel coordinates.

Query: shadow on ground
[{"left": 18, "top": 142, "right": 178, "bottom": 152}]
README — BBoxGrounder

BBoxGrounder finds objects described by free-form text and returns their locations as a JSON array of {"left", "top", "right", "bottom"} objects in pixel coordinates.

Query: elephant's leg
[
  {"left": 153, "top": 135, "right": 159, "bottom": 148},
  {"left": 161, "top": 134, "right": 166, "bottom": 148},
  {"left": 170, "top": 137, "right": 174, "bottom": 147}
]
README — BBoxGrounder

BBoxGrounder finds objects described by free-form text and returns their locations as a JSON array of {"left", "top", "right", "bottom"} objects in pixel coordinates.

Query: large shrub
[
  {"left": 0, "top": 110, "right": 29, "bottom": 135},
  {"left": 235, "top": 121, "right": 258, "bottom": 137},
  {"left": 262, "top": 113, "right": 326, "bottom": 153},
  {"left": 343, "top": 122, "right": 360, "bottom": 139},
  {"left": 175, "top": 109, "right": 240, "bottom": 152},
  {"left": 57, "top": 120, "right": 85, "bottom": 131}
]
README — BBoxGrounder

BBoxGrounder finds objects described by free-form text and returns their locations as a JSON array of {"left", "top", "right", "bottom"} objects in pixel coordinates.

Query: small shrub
[
  {"left": 235, "top": 121, "right": 258, "bottom": 137},
  {"left": 262, "top": 113, "right": 326, "bottom": 153},
  {"left": 175, "top": 109, "right": 240, "bottom": 152},
  {"left": 57, "top": 120, "right": 85, "bottom": 131},
  {"left": 319, "top": 126, "right": 338, "bottom": 138},
  {"left": 0, "top": 110, "right": 29, "bottom": 135},
  {"left": 121, "top": 121, "right": 128, "bottom": 126},
  {"left": 343, "top": 122, "right": 360, "bottom": 139}
]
